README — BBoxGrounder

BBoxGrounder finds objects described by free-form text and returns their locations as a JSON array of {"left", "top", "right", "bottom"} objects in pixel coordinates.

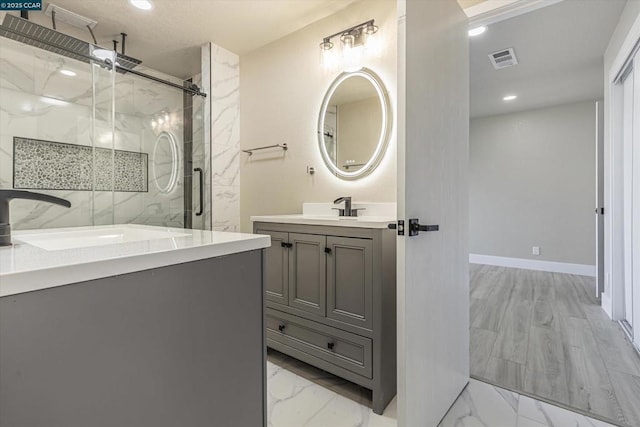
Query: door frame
[{"left": 606, "top": 11, "right": 640, "bottom": 350}]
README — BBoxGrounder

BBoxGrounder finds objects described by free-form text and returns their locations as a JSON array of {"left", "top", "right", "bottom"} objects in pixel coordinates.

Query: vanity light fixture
[
  {"left": 59, "top": 69, "right": 76, "bottom": 77},
  {"left": 129, "top": 0, "right": 153, "bottom": 10},
  {"left": 503, "top": 94, "right": 518, "bottom": 101},
  {"left": 320, "top": 19, "right": 379, "bottom": 68}
]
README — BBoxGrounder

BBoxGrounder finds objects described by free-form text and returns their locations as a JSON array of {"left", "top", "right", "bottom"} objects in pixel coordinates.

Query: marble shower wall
[
  {"left": 0, "top": 36, "right": 188, "bottom": 230},
  {"left": 210, "top": 43, "right": 240, "bottom": 232}
]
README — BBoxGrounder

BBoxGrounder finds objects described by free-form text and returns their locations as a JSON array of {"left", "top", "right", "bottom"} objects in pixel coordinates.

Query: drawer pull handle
[
  {"left": 278, "top": 324, "right": 286, "bottom": 332},
  {"left": 327, "top": 342, "right": 335, "bottom": 350}
]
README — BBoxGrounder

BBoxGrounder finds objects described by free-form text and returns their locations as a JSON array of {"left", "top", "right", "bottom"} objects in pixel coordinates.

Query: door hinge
[
  {"left": 408, "top": 218, "right": 439, "bottom": 236},
  {"left": 388, "top": 220, "right": 405, "bottom": 236}
]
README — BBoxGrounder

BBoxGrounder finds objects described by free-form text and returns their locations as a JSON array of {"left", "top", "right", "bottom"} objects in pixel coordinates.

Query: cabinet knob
[
  {"left": 327, "top": 342, "right": 335, "bottom": 350},
  {"left": 278, "top": 324, "right": 286, "bottom": 332}
]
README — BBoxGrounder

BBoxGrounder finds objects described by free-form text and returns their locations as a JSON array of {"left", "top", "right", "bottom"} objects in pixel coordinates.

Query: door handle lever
[{"left": 408, "top": 218, "right": 439, "bottom": 236}]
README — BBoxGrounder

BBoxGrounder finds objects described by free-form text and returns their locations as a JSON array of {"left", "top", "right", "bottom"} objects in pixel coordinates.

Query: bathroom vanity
[
  {"left": 252, "top": 203, "right": 397, "bottom": 414},
  {"left": 0, "top": 224, "right": 270, "bottom": 427}
]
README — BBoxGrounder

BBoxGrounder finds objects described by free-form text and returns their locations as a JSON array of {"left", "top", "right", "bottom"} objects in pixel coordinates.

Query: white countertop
[
  {"left": 0, "top": 224, "right": 270, "bottom": 297},
  {"left": 251, "top": 202, "right": 396, "bottom": 229},
  {"left": 250, "top": 214, "right": 395, "bottom": 229}
]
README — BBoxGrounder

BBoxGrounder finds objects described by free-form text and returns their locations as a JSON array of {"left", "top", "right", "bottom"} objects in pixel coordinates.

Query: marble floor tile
[
  {"left": 267, "top": 352, "right": 619, "bottom": 427},
  {"left": 517, "top": 415, "right": 548, "bottom": 427},
  {"left": 266, "top": 360, "right": 396, "bottom": 427},
  {"left": 439, "top": 379, "right": 519, "bottom": 427}
]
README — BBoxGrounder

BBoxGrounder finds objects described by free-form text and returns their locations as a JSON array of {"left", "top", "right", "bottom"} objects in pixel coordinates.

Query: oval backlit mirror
[
  {"left": 152, "top": 131, "right": 179, "bottom": 193},
  {"left": 318, "top": 67, "right": 391, "bottom": 180}
]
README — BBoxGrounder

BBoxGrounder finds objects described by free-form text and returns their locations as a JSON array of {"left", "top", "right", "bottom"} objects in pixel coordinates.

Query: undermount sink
[{"left": 15, "top": 225, "right": 190, "bottom": 251}]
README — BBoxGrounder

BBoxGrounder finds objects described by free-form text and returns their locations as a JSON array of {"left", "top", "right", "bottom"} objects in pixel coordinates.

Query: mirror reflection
[
  {"left": 152, "top": 131, "right": 179, "bottom": 194},
  {"left": 323, "top": 76, "right": 382, "bottom": 173},
  {"left": 318, "top": 68, "right": 390, "bottom": 180}
]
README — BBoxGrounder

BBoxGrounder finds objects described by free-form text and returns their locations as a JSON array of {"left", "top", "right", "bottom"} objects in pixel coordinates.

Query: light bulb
[
  {"left": 341, "top": 33, "right": 363, "bottom": 71},
  {"left": 365, "top": 31, "right": 382, "bottom": 57},
  {"left": 320, "top": 47, "right": 337, "bottom": 70}
]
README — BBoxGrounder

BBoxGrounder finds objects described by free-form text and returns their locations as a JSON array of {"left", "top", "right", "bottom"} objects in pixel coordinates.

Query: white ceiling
[
  {"left": 20, "top": 0, "right": 359, "bottom": 78},
  {"left": 470, "top": 0, "right": 627, "bottom": 118}
]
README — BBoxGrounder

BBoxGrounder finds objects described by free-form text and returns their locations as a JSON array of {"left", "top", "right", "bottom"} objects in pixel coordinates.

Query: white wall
[
  {"left": 603, "top": 0, "right": 640, "bottom": 317},
  {"left": 239, "top": 0, "right": 397, "bottom": 232},
  {"left": 470, "top": 100, "right": 597, "bottom": 266}
]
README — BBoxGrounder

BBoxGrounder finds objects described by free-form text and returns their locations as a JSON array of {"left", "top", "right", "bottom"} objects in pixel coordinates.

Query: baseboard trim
[
  {"left": 601, "top": 293, "right": 613, "bottom": 319},
  {"left": 469, "top": 254, "right": 596, "bottom": 277}
]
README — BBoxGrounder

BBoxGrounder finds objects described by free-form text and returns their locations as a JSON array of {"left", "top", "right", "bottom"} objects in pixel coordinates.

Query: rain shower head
[{"left": 0, "top": 14, "right": 142, "bottom": 71}]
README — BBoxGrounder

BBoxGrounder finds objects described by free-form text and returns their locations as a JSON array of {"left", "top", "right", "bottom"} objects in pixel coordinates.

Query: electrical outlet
[{"left": 532, "top": 246, "right": 540, "bottom": 256}]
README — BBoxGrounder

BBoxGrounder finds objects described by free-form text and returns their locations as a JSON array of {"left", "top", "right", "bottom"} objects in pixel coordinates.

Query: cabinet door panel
[
  {"left": 288, "top": 233, "right": 326, "bottom": 316},
  {"left": 257, "top": 230, "right": 289, "bottom": 306},
  {"left": 326, "top": 236, "right": 373, "bottom": 329}
]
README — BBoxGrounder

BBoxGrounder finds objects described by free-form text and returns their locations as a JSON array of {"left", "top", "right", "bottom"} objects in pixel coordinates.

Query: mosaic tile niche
[{"left": 13, "top": 137, "right": 148, "bottom": 192}]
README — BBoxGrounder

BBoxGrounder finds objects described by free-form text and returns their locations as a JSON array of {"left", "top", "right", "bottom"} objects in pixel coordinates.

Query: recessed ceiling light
[
  {"left": 59, "top": 69, "right": 76, "bottom": 77},
  {"left": 129, "top": 0, "right": 153, "bottom": 10},
  {"left": 468, "top": 26, "right": 487, "bottom": 37},
  {"left": 503, "top": 95, "right": 517, "bottom": 101}
]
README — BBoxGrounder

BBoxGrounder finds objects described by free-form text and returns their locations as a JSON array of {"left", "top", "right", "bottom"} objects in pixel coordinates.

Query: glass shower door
[
  {"left": 90, "top": 45, "right": 116, "bottom": 226},
  {"left": 94, "top": 61, "right": 210, "bottom": 230}
]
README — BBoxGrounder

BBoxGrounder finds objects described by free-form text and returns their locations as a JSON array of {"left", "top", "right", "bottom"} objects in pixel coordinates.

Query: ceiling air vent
[{"left": 489, "top": 48, "right": 518, "bottom": 70}]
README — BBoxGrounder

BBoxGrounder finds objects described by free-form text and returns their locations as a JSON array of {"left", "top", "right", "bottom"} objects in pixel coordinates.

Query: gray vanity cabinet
[
  {"left": 326, "top": 236, "right": 373, "bottom": 330},
  {"left": 288, "top": 233, "right": 327, "bottom": 316},
  {"left": 254, "top": 222, "right": 396, "bottom": 415},
  {"left": 263, "top": 230, "right": 288, "bottom": 305}
]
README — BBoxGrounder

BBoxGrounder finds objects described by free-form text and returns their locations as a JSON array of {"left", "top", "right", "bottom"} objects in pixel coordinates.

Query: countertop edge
[
  {"left": 0, "top": 235, "right": 270, "bottom": 298},
  {"left": 250, "top": 215, "right": 395, "bottom": 229}
]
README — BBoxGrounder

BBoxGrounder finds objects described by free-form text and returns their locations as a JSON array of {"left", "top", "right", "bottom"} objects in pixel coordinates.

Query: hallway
[{"left": 470, "top": 265, "right": 640, "bottom": 427}]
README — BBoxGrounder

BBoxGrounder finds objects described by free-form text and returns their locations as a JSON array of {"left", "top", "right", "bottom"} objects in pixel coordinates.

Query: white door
[
  {"left": 622, "top": 65, "right": 634, "bottom": 330},
  {"left": 633, "top": 53, "right": 640, "bottom": 346},
  {"left": 397, "top": 0, "right": 469, "bottom": 425},
  {"left": 596, "top": 101, "right": 605, "bottom": 297}
]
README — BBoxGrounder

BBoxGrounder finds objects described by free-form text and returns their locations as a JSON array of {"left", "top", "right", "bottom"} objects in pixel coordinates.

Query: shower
[{"left": 0, "top": 7, "right": 210, "bottom": 231}]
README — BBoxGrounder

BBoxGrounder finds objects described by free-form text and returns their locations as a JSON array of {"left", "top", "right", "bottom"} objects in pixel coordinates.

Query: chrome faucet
[
  {"left": 0, "top": 190, "right": 71, "bottom": 246},
  {"left": 333, "top": 196, "right": 363, "bottom": 217},
  {"left": 333, "top": 196, "right": 352, "bottom": 216}
]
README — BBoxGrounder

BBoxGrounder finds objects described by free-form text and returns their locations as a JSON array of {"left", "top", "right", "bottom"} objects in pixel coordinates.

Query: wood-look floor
[{"left": 470, "top": 264, "right": 640, "bottom": 427}]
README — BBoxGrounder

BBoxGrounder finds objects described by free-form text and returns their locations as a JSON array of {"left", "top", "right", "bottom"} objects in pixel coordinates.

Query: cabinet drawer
[{"left": 266, "top": 309, "right": 372, "bottom": 379}]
